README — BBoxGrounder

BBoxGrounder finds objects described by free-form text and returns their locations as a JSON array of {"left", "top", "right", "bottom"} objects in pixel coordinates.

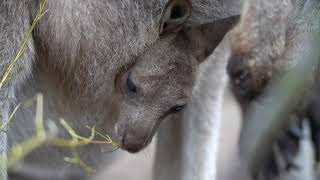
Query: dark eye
[
  {"left": 125, "top": 75, "right": 137, "bottom": 94},
  {"left": 159, "top": 104, "right": 187, "bottom": 120},
  {"left": 169, "top": 104, "right": 186, "bottom": 114}
]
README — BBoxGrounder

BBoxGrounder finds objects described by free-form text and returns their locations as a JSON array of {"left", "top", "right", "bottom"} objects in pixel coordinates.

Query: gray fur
[
  {"left": 181, "top": 33, "right": 232, "bottom": 180},
  {"left": 187, "top": 0, "right": 240, "bottom": 24},
  {"left": 0, "top": 1, "right": 36, "bottom": 179},
  {"left": 1, "top": 0, "right": 240, "bottom": 179}
]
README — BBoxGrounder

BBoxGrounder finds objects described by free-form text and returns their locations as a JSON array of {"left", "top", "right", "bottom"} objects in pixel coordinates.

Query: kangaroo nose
[{"left": 121, "top": 131, "right": 147, "bottom": 153}]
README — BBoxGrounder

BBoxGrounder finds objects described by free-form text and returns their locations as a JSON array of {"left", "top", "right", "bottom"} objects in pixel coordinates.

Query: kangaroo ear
[
  {"left": 181, "top": 15, "right": 239, "bottom": 63},
  {"left": 160, "top": 0, "right": 191, "bottom": 36}
]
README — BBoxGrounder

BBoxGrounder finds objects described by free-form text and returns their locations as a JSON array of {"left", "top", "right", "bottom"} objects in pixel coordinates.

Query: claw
[
  {"left": 287, "top": 121, "right": 304, "bottom": 140},
  {"left": 285, "top": 160, "right": 300, "bottom": 171}
]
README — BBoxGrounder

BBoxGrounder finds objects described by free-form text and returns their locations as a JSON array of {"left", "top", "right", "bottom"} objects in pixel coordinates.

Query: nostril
[
  {"left": 121, "top": 132, "right": 148, "bottom": 153},
  {"left": 121, "top": 133, "right": 126, "bottom": 147}
]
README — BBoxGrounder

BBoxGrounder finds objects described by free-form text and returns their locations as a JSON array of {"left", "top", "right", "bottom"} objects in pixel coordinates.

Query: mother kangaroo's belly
[{"left": 8, "top": 75, "right": 120, "bottom": 179}]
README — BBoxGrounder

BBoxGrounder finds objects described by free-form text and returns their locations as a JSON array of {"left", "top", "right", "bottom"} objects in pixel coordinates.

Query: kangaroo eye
[
  {"left": 125, "top": 74, "right": 137, "bottom": 94},
  {"left": 170, "top": 104, "right": 186, "bottom": 113},
  {"left": 159, "top": 104, "right": 187, "bottom": 120}
]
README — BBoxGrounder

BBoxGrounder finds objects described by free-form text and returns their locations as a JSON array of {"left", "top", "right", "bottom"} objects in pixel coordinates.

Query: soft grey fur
[
  {"left": 1, "top": 0, "right": 240, "bottom": 180},
  {"left": 187, "top": 0, "right": 240, "bottom": 24},
  {"left": 0, "top": 1, "right": 37, "bottom": 180}
]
